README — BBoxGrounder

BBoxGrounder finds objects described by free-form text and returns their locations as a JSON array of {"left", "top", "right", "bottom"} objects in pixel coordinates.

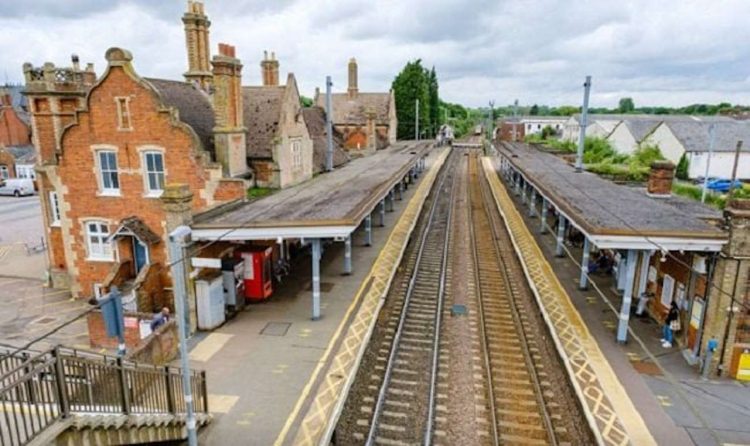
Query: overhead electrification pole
[
  {"left": 325, "top": 76, "right": 334, "bottom": 172},
  {"left": 701, "top": 124, "right": 716, "bottom": 203},
  {"left": 575, "top": 75, "right": 592, "bottom": 172},
  {"left": 415, "top": 99, "right": 420, "bottom": 141},
  {"left": 512, "top": 99, "right": 519, "bottom": 141},
  {"left": 168, "top": 226, "right": 197, "bottom": 446}
]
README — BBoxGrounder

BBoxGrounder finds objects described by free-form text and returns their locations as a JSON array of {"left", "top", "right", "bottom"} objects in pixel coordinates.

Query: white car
[{"left": 0, "top": 178, "right": 35, "bottom": 197}]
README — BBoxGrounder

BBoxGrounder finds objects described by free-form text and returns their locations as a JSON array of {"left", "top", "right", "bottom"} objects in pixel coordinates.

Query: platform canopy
[
  {"left": 190, "top": 141, "right": 431, "bottom": 242},
  {"left": 496, "top": 142, "right": 727, "bottom": 253}
]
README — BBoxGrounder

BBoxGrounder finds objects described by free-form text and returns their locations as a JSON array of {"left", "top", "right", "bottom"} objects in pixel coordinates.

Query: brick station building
[{"left": 22, "top": 1, "right": 327, "bottom": 311}]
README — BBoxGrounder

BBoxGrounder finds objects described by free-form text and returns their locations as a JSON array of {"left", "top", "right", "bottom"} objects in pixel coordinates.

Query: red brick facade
[
  {"left": 0, "top": 106, "right": 30, "bottom": 148},
  {"left": 26, "top": 50, "right": 245, "bottom": 301}
]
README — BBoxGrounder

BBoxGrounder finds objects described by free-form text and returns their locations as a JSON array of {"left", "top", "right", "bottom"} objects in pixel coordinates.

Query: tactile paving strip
[
  {"left": 481, "top": 157, "right": 655, "bottom": 446},
  {"left": 276, "top": 148, "right": 451, "bottom": 446}
]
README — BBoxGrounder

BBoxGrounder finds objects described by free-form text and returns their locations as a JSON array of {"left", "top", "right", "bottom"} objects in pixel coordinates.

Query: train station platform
[
  {"left": 188, "top": 147, "right": 450, "bottom": 445},
  {"left": 481, "top": 157, "right": 656, "bottom": 446},
  {"left": 495, "top": 142, "right": 727, "bottom": 346},
  {"left": 493, "top": 158, "right": 750, "bottom": 445}
]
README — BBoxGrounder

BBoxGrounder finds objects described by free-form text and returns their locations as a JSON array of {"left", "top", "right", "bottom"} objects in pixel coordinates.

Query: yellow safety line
[
  {"left": 274, "top": 147, "right": 450, "bottom": 446},
  {"left": 482, "top": 157, "right": 655, "bottom": 446}
]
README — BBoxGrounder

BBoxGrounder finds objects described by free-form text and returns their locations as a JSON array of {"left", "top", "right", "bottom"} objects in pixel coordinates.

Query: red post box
[{"left": 237, "top": 246, "right": 273, "bottom": 301}]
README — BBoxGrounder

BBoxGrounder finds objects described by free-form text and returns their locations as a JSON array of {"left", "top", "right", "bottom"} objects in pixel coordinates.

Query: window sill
[
  {"left": 143, "top": 191, "right": 164, "bottom": 199},
  {"left": 50, "top": 222, "right": 61, "bottom": 228},
  {"left": 86, "top": 256, "right": 115, "bottom": 263},
  {"left": 97, "top": 190, "right": 122, "bottom": 198}
]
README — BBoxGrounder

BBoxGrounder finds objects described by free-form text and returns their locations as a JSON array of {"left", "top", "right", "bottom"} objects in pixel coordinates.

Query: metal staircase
[{"left": 0, "top": 345, "right": 210, "bottom": 445}]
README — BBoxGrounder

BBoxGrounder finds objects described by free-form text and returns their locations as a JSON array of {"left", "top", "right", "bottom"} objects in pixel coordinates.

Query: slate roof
[
  {"left": 315, "top": 92, "right": 391, "bottom": 125},
  {"left": 3, "top": 145, "right": 36, "bottom": 164},
  {"left": 243, "top": 86, "right": 285, "bottom": 159},
  {"left": 110, "top": 216, "right": 161, "bottom": 245},
  {"left": 663, "top": 120, "right": 750, "bottom": 153},
  {"left": 302, "top": 106, "right": 349, "bottom": 173},
  {"left": 145, "top": 78, "right": 215, "bottom": 153}
]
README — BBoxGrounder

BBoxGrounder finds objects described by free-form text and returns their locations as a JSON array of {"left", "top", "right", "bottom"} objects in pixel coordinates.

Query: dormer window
[{"left": 115, "top": 97, "right": 132, "bottom": 130}]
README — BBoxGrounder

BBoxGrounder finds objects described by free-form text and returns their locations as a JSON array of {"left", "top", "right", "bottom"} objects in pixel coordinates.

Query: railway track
[
  {"left": 468, "top": 151, "right": 561, "bottom": 445},
  {"left": 347, "top": 150, "right": 459, "bottom": 445},
  {"left": 337, "top": 148, "right": 589, "bottom": 445}
]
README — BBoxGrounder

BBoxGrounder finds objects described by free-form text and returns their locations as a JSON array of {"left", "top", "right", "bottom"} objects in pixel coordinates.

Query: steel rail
[
  {"left": 365, "top": 151, "right": 457, "bottom": 446},
  {"left": 467, "top": 154, "right": 501, "bottom": 446},
  {"left": 475, "top": 152, "right": 558, "bottom": 445}
]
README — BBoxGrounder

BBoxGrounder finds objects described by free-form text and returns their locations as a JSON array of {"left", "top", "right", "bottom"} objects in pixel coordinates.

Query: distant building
[
  {"left": 314, "top": 58, "right": 397, "bottom": 157},
  {"left": 561, "top": 114, "right": 622, "bottom": 143},
  {"left": 644, "top": 120, "right": 750, "bottom": 179},
  {"left": 244, "top": 52, "right": 314, "bottom": 188},
  {"left": 606, "top": 115, "right": 732, "bottom": 156},
  {"left": 495, "top": 116, "right": 567, "bottom": 142},
  {"left": 301, "top": 106, "right": 349, "bottom": 174},
  {"left": 0, "top": 145, "right": 36, "bottom": 179}
]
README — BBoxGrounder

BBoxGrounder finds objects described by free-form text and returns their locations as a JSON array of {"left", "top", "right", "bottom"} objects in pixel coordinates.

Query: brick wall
[
  {"left": 0, "top": 107, "right": 31, "bottom": 147},
  {"left": 125, "top": 319, "right": 178, "bottom": 365},
  {"left": 87, "top": 310, "right": 144, "bottom": 350},
  {"left": 51, "top": 65, "right": 218, "bottom": 298},
  {"left": 0, "top": 150, "right": 15, "bottom": 178},
  {"left": 214, "top": 178, "right": 245, "bottom": 202}
]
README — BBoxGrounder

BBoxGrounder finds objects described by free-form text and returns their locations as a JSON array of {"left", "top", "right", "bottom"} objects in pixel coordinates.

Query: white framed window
[
  {"left": 97, "top": 150, "right": 119, "bottom": 195},
  {"left": 0, "top": 165, "right": 8, "bottom": 179},
  {"left": 142, "top": 151, "right": 165, "bottom": 196},
  {"left": 293, "top": 140, "right": 302, "bottom": 169},
  {"left": 115, "top": 97, "right": 132, "bottom": 130},
  {"left": 16, "top": 165, "right": 35, "bottom": 179},
  {"left": 93, "top": 283, "right": 104, "bottom": 299},
  {"left": 49, "top": 191, "right": 61, "bottom": 226},
  {"left": 85, "top": 220, "right": 113, "bottom": 261}
]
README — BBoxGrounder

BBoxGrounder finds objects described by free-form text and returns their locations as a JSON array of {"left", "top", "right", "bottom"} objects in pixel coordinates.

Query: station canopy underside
[
  {"left": 496, "top": 142, "right": 728, "bottom": 252},
  {"left": 190, "top": 141, "right": 431, "bottom": 241}
]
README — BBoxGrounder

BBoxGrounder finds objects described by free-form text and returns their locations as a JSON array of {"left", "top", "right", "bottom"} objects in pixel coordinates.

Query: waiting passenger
[
  {"left": 661, "top": 302, "right": 680, "bottom": 348},
  {"left": 150, "top": 307, "right": 171, "bottom": 331}
]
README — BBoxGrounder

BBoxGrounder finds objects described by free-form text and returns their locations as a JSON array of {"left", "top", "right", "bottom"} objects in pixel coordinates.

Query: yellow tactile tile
[
  {"left": 274, "top": 147, "right": 450, "bottom": 446},
  {"left": 482, "top": 157, "right": 656, "bottom": 446}
]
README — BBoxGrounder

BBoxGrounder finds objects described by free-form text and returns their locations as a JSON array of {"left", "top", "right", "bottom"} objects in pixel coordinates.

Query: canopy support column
[
  {"left": 540, "top": 198, "right": 548, "bottom": 234},
  {"left": 580, "top": 237, "right": 591, "bottom": 290},
  {"left": 311, "top": 238, "right": 322, "bottom": 320},
  {"left": 617, "top": 249, "right": 638, "bottom": 343},
  {"left": 343, "top": 234, "right": 352, "bottom": 275},
  {"left": 556, "top": 215, "right": 566, "bottom": 257}
]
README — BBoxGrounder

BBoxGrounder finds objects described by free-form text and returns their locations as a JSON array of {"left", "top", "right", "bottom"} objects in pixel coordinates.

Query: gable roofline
[{"left": 58, "top": 48, "right": 214, "bottom": 163}]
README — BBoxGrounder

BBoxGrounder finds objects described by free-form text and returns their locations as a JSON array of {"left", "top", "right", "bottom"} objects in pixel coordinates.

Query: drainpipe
[{"left": 717, "top": 258, "right": 741, "bottom": 376}]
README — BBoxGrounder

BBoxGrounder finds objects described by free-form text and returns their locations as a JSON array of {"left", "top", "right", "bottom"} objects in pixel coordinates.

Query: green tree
[
  {"left": 618, "top": 97, "right": 635, "bottom": 113},
  {"left": 529, "top": 104, "right": 540, "bottom": 115},
  {"left": 676, "top": 153, "right": 689, "bottom": 180},
  {"left": 299, "top": 95, "right": 313, "bottom": 108},
  {"left": 428, "top": 67, "right": 440, "bottom": 138},
  {"left": 392, "top": 60, "right": 431, "bottom": 139}
]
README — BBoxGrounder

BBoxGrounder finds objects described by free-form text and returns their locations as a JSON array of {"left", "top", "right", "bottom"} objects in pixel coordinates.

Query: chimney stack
[
  {"left": 260, "top": 51, "right": 280, "bottom": 86},
  {"left": 211, "top": 43, "right": 247, "bottom": 177},
  {"left": 647, "top": 160, "right": 675, "bottom": 198},
  {"left": 182, "top": 0, "right": 213, "bottom": 90},
  {"left": 348, "top": 57, "right": 358, "bottom": 98}
]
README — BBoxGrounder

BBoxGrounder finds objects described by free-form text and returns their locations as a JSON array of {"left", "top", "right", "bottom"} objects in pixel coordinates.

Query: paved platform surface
[
  {"left": 483, "top": 157, "right": 655, "bottom": 446},
  {"left": 0, "top": 195, "right": 47, "bottom": 281},
  {"left": 187, "top": 148, "right": 446, "bottom": 445},
  {"left": 497, "top": 161, "right": 750, "bottom": 446},
  {"left": 194, "top": 140, "right": 431, "bottom": 229},
  {"left": 498, "top": 142, "right": 725, "bottom": 239}
]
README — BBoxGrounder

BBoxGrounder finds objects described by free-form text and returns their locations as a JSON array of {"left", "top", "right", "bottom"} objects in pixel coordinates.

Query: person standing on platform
[{"left": 662, "top": 302, "right": 680, "bottom": 348}]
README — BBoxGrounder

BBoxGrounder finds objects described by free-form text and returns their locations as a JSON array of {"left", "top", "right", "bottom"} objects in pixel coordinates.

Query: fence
[{"left": 0, "top": 346, "right": 207, "bottom": 446}]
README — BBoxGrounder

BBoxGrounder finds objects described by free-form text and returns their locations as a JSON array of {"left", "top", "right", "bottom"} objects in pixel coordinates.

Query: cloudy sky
[{"left": 2, "top": 0, "right": 749, "bottom": 108}]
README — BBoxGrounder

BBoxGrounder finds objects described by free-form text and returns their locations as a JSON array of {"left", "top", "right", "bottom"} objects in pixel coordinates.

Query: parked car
[
  {"left": 706, "top": 179, "right": 743, "bottom": 193},
  {"left": 693, "top": 176, "right": 719, "bottom": 185},
  {"left": 0, "top": 178, "right": 35, "bottom": 197}
]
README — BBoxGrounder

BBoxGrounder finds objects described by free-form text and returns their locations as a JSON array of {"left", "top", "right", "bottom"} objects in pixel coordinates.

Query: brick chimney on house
[
  {"left": 348, "top": 57, "right": 358, "bottom": 98},
  {"left": 260, "top": 51, "right": 279, "bottom": 86},
  {"left": 647, "top": 160, "right": 675, "bottom": 197},
  {"left": 182, "top": 0, "right": 212, "bottom": 90},
  {"left": 211, "top": 43, "right": 247, "bottom": 177},
  {"left": 0, "top": 88, "right": 11, "bottom": 108}
]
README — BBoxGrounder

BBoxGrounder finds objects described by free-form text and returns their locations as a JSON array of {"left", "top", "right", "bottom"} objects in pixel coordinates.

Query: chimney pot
[{"left": 647, "top": 160, "right": 675, "bottom": 198}]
